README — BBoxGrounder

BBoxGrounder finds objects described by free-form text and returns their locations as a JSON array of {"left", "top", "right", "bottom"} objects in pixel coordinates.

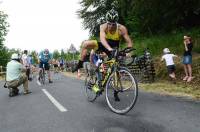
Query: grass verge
[
  {"left": 139, "top": 80, "right": 200, "bottom": 100},
  {"left": 62, "top": 72, "right": 200, "bottom": 100}
]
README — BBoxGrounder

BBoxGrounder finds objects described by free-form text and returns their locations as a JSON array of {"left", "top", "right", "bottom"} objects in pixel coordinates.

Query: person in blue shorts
[{"left": 182, "top": 35, "right": 193, "bottom": 82}]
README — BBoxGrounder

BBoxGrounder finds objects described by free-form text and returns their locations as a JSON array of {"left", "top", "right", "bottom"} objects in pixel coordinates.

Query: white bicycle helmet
[{"left": 106, "top": 9, "right": 119, "bottom": 23}]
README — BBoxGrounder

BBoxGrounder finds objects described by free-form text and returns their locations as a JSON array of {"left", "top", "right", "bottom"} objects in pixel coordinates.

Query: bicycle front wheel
[
  {"left": 105, "top": 67, "right": 138, "bottom": 114},
  {"left": 39, "top": 71, "right": 45, "bottom": 85}
]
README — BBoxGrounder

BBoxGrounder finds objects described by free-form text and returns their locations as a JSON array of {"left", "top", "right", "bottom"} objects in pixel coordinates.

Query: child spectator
[{"left": 161, "top": 48, "right": 178, "bottom": 83}]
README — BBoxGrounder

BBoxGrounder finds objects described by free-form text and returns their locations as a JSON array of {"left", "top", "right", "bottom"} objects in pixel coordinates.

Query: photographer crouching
[{"left": 6, "top": 53, "right": 31, "bottom": 97}]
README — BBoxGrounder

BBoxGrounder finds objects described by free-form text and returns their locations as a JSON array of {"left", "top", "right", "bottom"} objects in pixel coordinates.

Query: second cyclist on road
[{"left": 37, "top": 49, "right": 53, "bottom": 85}]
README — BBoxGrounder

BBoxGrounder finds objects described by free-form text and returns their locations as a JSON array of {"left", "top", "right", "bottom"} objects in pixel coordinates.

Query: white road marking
[{"left": 42, "top": 89, "right": 67, "bottom": 112}]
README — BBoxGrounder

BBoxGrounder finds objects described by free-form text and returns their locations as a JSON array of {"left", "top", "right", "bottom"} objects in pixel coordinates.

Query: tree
[
  {"left": 68, "top": 44, "right": 79, "bottom": 61},
  {"left": 0, "top": 11, "right": 10, "bottom": 67},
  {"left": 77, "top": 0, "right": 116, "bottom": 36},
  {"left": 0, "top": 11, "right": 9, "bottom": 48},
  {"left": 77, "top": 0, "right": 200, "bottom": 36},
  {"left": 0, "top": 47, "right": 11, "bottom": 67},
  {"left": 53, "top": 50, "right": 60, "bottom": 60},
  {"left": 60, "top": 49, "right": 65, "bottom": 59},
  {"left": 31, "top": 50, "right": 39, "bottom": 64}
]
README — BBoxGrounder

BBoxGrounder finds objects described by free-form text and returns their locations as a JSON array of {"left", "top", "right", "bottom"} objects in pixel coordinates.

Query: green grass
[
  {"left": 133, "top": 27, "right": 200, "bottom": 56},
  {"left": 131, "top": 28, "right": 200, "bottom": 100},
  {"left": 139, "top": 81, "right": 200, "bottom": 99}
]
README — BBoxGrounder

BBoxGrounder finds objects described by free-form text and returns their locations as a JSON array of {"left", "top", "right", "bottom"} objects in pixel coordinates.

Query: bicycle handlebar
[
  {"left": 98, "top": 47, "right": 136, "bottom": 60},
  {"left": 120, "top": 47, "right": 136, "bottom": 54}
]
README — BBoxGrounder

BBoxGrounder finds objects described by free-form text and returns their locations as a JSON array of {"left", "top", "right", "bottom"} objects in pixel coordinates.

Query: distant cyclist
[
  {"left": 72, "top": 8, "right": 133, "bottom": 101},
  {"left": 37, "top": 49, "right": 53, "bottom": 85}
]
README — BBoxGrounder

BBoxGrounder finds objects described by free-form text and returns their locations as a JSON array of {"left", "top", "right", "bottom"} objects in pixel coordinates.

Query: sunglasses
[{"left": 107, "top": 22, "right": 116, "bottom": 26}]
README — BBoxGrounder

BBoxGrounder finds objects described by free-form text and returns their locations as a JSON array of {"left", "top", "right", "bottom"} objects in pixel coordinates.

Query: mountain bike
[{"left": 84, "top": 47, "right": 138, "bottom": 114}]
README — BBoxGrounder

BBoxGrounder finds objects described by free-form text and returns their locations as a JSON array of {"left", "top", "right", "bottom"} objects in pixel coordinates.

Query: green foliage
[
  {"left": 30, "top": 51, "right": 38, "bottom": 64},
  {"left": 0, "top": 48, "right": 22, "bottom": 67},
  {"left": 0, "top": 47, "right": 11, "bottom": 67},
  {"left": 53, "top": 50, "right": 60, "bottom": 60},
  {"left": 134, "top": 28, "right": 200, "bottom": 56},
  {"left": 78, "top": 0, "right": 200, "bottom": 37},
  {"left": 52, "top": 49, "right": 80, "bottom": 61},
  {"left": 77, "top": 0, "right": 118, "bottom": 36},
  {"left": 0, "top": 11, "right": 9, "bottom": 49},
  {"left": 60, "top": 49, "right": 65, "bottom": 59},
  {"left": 0, "top": 11, "right": 9, "bottom": 67}
]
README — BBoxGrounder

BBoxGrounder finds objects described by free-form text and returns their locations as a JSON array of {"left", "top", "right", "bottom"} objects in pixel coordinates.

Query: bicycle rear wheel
[
  {"left": 84, "top": 73, "right": 97, "bottom": 102},
  {"left": 105, "top": 67, "right": 138, "bottom": 114}
]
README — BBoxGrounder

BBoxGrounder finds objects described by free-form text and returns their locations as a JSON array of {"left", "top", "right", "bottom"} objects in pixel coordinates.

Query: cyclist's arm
[
  {"left": 100, "top": 24, "right": 113, "bottom": 51},
  {"left": 120, "top": 25, "right": 133, "bottom": 48},
  {"left": 37, "top": 52, "right": 43, "bottom": 64}
]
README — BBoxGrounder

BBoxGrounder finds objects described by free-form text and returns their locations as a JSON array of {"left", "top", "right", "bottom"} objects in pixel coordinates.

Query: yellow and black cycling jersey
[
  {"left": 93, "top": 24, "right": 121, "bottom": 53},
  {"left": 105, "top": 24, "right": 121, "bottom": 41}
]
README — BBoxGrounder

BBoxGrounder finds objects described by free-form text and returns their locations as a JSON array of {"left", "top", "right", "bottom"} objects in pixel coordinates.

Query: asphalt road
[{"left": 0, "top": 73, "right": 199, "bottom": 132}]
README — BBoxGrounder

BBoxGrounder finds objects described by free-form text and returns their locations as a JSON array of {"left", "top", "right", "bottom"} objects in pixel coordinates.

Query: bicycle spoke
[{"left": 106, "top": 67, "right": 138, "bottom": 114}]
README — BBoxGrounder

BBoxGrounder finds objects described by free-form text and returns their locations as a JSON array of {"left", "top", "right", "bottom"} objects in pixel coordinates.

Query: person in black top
[{"left": 182, "top": 35, "right": 193, "bottom": 82}]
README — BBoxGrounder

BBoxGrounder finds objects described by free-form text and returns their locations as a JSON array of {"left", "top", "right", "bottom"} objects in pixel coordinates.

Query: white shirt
[
  {"left": 22, "top": 54, "right": 29, "bottom": 67},
  {"left": 161, "top": 54, "right": 176, "bottom": 66},
  {"left": 6, "top": 60, "right": 23, "bottom": 81}
]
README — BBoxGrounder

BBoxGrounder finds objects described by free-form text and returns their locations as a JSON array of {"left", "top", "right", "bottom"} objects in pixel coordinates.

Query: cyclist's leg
[
  {"left": 45, "top": 62, "right": 53, "bottom": 83},
  {"left": 38, "top": 62, "right": 43, "bottom": 77},
  {"left": 37, "top": 62, "right": 43, "bottom": 85},
  {"left": 72, "top": 40, "right": 98, "bottom": 72},
  {"left": 81, "top": 40, "right": 98, "bottom": 60},
  {"left": 114, "top": 90, "right": 120, "bottom": 101}
]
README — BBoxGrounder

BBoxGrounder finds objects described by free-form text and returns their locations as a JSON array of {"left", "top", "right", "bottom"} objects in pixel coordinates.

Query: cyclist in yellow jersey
[{"left": 72, "top": 9, "right": 133, "bottom": 72}]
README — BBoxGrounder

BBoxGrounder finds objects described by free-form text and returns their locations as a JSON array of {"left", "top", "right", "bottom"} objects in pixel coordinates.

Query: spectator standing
[
  {"left": 182, "top": 35, "right": 193, "bottom": 82},
  {"left": 22, "top": 50, "right": 32, "bottom": 81},
  {"left": 59, "top": 58, "right": 65, "bottom": 72}
]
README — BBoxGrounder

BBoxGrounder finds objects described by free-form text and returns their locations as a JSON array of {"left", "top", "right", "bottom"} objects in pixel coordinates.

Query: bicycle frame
[
  {"left": 96, "top": 52, "right": 123, "bottom": 92},
  {"left": 101, "top": 59, "right": 116, "bottom": 87},
  {"left": 85, "top": 47, "right": 138, "bottom": 114}
]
